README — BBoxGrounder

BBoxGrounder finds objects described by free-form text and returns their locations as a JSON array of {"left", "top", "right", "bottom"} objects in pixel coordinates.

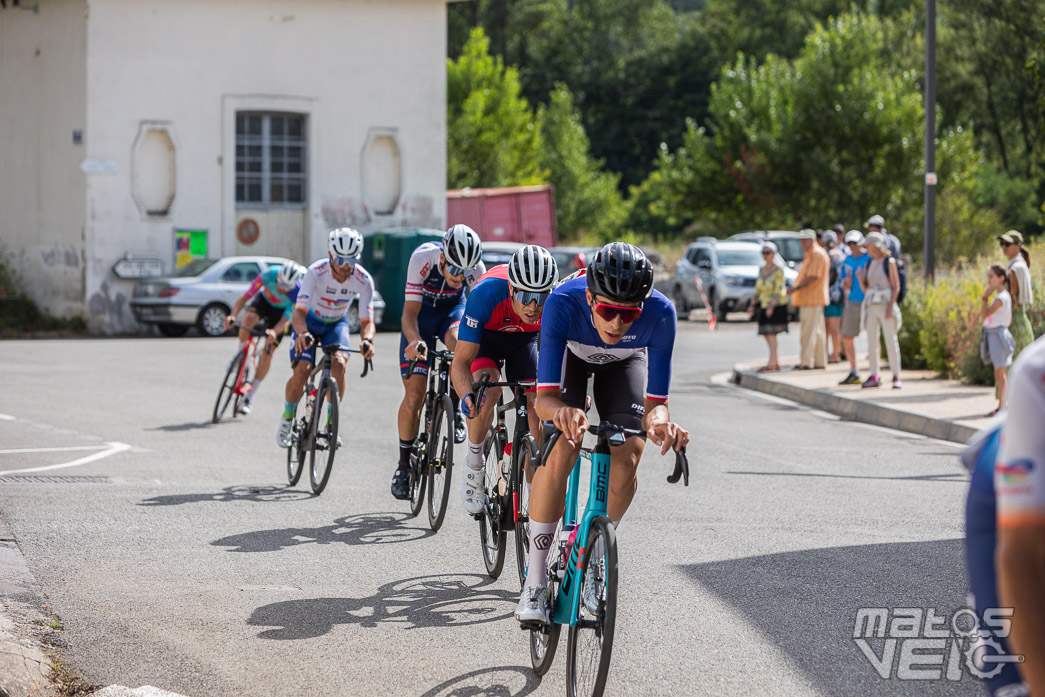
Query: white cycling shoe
[
  {"left": 276, "top": 417, "right": 293, "bottom": 448},
  {"left": 515, "top": 584, "right": 550, "bottom": 626},
  {"left": 237, "top": 399, "right": 253, "bottom": 416},
  {"left": 460, "top": 464, "right": 488, "bottom": 515}
]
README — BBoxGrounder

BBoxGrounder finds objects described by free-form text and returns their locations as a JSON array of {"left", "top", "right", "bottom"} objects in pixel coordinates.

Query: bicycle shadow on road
[
  {"left": 145, "top": 420, "right": 222, "bottom": 432},
  {"left": 211, "top": 511, "right": 434, "bottom": 552},
  {"left": 679, "top": 538, "right": 973, "bottom": 697},
  {"left": 248, "top": 573, "right": 516, "bottom": 640},
  {"left": 417, "top": 666, "right": 540, "bottom": 697},
  {"left": 138, "top": 485, "right": 312, "bottom": 507}
]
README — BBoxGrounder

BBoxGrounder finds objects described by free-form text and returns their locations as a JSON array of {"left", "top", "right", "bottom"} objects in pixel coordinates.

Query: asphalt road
[{"left": 0, "top": 317, "right": 981, "bottom": 696}]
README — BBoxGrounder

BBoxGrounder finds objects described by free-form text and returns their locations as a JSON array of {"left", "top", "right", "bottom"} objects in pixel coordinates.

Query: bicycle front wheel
[
  {"left": 513, "top": 434, "right": 538, "bottom": 587},
  {"left": 309, "top": 377, "right": 340, "bottom": 495},
  {"left": 286, "top": 409, "right": 305, "bottom": 486},
  {"left": 566, "top": 516, "right": 618, "bottom": 697},
  {"left": 212, "top": 350, "right": 244, "bottom": 423},
  {"left": 478, "top": 427, "right": 506, "bottom": 579},
  {"left": 408, "top": 435, "right": 427, "bottom": 517},
  {"left": 426, "top": 394, "right": 454, "bottom": 531}
]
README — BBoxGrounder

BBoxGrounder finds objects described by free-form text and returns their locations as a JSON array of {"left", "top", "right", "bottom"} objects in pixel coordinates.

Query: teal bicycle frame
[{"left": 552, "top": 437, "right": 612, "bottom": 627}]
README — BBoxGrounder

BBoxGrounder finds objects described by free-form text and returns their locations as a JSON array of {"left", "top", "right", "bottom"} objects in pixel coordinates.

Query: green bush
[{"left": 0, "top": 243, "right": 85, "bottom": 336}]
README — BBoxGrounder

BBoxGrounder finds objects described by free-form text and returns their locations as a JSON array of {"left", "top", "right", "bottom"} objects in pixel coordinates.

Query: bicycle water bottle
[
  {"left": 305, "top": 388, "right": 316, "bottom": 421},
  {"left": 556, "top": 523, "right": 576, "bottom": 580}
]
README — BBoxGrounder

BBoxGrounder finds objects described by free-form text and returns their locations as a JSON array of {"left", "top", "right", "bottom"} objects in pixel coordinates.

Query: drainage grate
[{"left": 0, "top": 475, "right": 111, "bottom": 484}]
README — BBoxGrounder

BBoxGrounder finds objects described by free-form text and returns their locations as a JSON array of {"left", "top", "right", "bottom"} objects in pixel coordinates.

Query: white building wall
[
  {"left": 82, "top": 0, "right": 447, "bottom": 332},
  {"left": 0, "top": 1, "right": 87, "bottom": 319}
]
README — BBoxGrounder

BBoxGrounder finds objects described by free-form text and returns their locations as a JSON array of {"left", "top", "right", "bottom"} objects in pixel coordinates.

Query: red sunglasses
[{"left": 591, "top": 301, "right": 643, "bottom": 324}]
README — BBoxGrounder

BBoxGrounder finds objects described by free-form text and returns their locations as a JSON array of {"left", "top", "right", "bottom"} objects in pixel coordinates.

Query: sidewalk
[{"left": 733, "top": 356, "right": 997, "bottom": 444}]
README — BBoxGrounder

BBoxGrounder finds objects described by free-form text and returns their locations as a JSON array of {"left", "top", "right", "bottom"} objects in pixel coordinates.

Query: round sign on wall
[{"left": 237, "top": 218, "right": 260, "bottom": 245}]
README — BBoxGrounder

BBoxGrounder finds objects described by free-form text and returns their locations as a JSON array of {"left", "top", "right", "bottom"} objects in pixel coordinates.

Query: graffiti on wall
[
  {"left": 397, "top": 194, "right": 440, "bottom": 229},
  {"left": 321, "top": 194, "right": 442, "bottom": 231},
  {"left": 321, "top": 196, "right": 371, "bottom": 229},
  {"left": 40, "top": 243, "right": 80, "bottom": 268}
]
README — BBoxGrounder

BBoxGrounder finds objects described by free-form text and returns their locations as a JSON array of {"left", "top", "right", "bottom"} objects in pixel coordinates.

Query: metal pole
[{"left": 924, "top": 0, "right": 937, "bottom": 282}]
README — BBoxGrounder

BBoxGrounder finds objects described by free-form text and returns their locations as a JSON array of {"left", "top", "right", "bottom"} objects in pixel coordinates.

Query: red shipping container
[{"left": 446, "top": 185, "right": 557, "bottom": 247}]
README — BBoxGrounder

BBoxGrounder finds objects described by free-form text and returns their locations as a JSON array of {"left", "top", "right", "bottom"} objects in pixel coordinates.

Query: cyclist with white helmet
[
  {"left": 515, "top": 242, "right": 689, "bottom": 626},
  {"left": 450, "top": 245, "right": 558, "bottom": 515},
  {"left": 391, "top": 224, "right": 486, "bottom": 500},
  {"left": 222, "top": 261, "right": 305, "bottom": 415},
  {"left": 276, "top": 228, "right": 377, "bottom": 448}
]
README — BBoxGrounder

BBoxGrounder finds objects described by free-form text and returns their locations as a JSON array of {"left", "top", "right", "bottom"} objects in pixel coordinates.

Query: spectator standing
[
  {"left": 748, "top": 241, "right": 789, "bottom": 371},
  {"left": 999, "top": 230, "right": 1035, "bottom": 359},
  {"left": 981, "top": 263, "right": 1016, "bottom": 417},
  {"left": 838, "top": 231, "right": 870, "bottom": 385},
  {"left": 820, "top": 230, "right": 846, "bottom": 363},
  {"left": 864, "top": 214, "right": 901, "bottom": 259},
  {"left": 857, "top": 232, "right": 902, "bottom": 388},
  {"left": 787, "top": 229, "right": 829, "bottom": 369}
]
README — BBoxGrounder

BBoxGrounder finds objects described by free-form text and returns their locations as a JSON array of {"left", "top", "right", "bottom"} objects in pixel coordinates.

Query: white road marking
[
  {"left": 0, "top": 445, "right": 110, "bottom": 455},
  {"left": 0, "top": 413, "right": 15, "bottom": 421},
  {"left": 0, "top": 442, "right": 131, "bottom": 476}
]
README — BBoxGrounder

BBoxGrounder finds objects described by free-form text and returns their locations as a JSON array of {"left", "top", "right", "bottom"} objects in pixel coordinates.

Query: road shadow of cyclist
[
  {"left": 211, "top": 511, "right": 434, "bottom": 552},
  {"left": 248, "top": 573, "right": 516, "bottom": 640},
  {"left": 417, "top": 666, "right": 540, "bottom": 697},
  {"left": 137, "top": 485, "right": 311, "bottom": 507}
]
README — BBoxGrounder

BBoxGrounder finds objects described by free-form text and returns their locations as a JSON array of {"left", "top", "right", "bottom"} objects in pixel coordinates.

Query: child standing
[{"left": 981, "top": 263, "right": 1016, "bottom": 417}]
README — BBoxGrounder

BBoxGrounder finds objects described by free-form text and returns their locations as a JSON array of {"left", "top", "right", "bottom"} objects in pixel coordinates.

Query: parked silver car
[
  {"left": 130, "top": 256, "right": 385, "bottom": 337},
  {"left": 728, "top": 230, "right": 804, "bottom": 270},
  {"left": 671, "top": 238, "right": 797, "bottom": 322},
  {"left": 549, "top": 245, "right": 599, "bottom": 279},
  {"left": 480, "top": 241, "right": 525, "bottom": 268}
]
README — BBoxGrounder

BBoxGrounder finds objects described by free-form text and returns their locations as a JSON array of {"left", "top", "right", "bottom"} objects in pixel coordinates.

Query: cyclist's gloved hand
[
  {"left": 360, "top": 338, "right": 375, "bottom": 360},
  {"left": 224, "top": 315, "right": 236, "bottom": 330},
  {"left": 462, "top": 393, "right": 485, "bottom": 419},
  {"left": 294, "top": 332, "right": 313, "bottom": 356}
]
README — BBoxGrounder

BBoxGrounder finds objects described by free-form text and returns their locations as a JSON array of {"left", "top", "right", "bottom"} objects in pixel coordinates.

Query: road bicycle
[
  {"left": 212, "top": 323, "right": 271, "bottom": 424},
  {"left": 286, "top": 340, "right": 372, "bottom": 495},
  {"left": 405, "top": 345, "right": 456, "bottom": 531},
  {"left": 469, "top": 371, "right": 540, "bottom": 585},
  {"left": 527, "top": 421, "right": 689, "bottom": 697}
]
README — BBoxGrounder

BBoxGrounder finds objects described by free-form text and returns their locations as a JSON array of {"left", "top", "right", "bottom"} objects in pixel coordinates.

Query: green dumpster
[{"left": 362, "top": 227, "right": 445, "bottom": 331}]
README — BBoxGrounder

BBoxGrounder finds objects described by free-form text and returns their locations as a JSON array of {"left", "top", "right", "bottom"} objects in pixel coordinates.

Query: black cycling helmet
[{"left": 586, "top": 242, "right": 654, "bottom": 304}]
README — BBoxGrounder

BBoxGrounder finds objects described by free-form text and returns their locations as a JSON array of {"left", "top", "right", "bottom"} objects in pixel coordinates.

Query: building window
[{"left": 236, "top": 113, "right": 306, "bottom": 208}]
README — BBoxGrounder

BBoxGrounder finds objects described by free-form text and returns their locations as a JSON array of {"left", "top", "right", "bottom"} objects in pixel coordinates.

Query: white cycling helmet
[
  {"left": 276, "top": 262, "right": 305, "bottom": 288},
  {"left": 508, "top": 245, "right": 558, "bottom": 293},
  {"left": 443, "top": 224, "right": 483, "bottom": 270},
  {"left": 329, "top": 227, "right": 364, "bottom": 259}
]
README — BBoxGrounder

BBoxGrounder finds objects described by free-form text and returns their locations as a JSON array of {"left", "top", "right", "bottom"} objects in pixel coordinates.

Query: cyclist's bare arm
[
  {"left": 450, "top": 338, "right": 480, "bottom": 402},
  {"left": 401, "top": 300, "right": 425, "bottom": 360},
  {"left": 358, "top": 318, "right": 376, "bottom": 359}
]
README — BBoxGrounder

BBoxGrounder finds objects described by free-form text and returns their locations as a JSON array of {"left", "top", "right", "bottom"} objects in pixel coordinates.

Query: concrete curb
[{"left": 732, "top": 366, "right": 979, "bottom": 444}]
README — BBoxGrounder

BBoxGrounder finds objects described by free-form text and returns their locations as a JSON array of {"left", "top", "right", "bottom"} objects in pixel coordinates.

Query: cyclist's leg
[
  {"left": 323, "top": 319, "right": 352, "bottom": 400},
  {"left": 459, "top": 336, "right": 503, "bottom": 514},
  {"left": 502, "top": 332, "right": 541, "bottom": 440},
  {"left": 397, "top": 318, "right": 436, "bottom": 442},
  {"left": 591, "top": 354, "right": 648, "bottom": 523},
  {"left": 248, "top": 297, "right": 283, "bottom": 392},
  {"left": 279, "top": 323, "right": 316, "bottom": 446},
  {"left": 439, "top": 308, "right": 465, "bottom": 439}
]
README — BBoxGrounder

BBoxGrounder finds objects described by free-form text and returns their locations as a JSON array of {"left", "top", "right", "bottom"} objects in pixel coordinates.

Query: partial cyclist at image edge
[
  {"left": 965, "top": 335, "right": 1045, "bottom": 697},
  {"left": 222, "top": 261, "right": 306, "bottom": 414},
  {"left": 392, "top": 223, "right": 486, "bottom": 500},
  {"left": 515, "top": 241, "right": 690, "bottom": 625},
  {"left": 451, "top": 245, "right": 558, "bottom": 516},
  {"left": 276, "top": 227, "right": 376, "bottom": 448}
]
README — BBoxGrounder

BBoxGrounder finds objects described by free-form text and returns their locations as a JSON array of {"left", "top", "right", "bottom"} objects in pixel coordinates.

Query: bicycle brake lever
[
  {"left": 360, "top": 357, "right": 373, "bottom": 378},
  {"left": 667, "top": 445, "right": 690, "bottom": 486}
]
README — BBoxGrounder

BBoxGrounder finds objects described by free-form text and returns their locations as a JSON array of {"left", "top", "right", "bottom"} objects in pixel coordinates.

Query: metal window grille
[{"left": 235, "top": 113, "right": 307, "bottom": 208}]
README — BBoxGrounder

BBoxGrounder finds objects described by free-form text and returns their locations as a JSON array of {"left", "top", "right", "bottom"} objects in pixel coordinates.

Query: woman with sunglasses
[
  {"left": 277, "top": 228, "right": 377, "bottom": 449},
  {"left": 999, "top": 230, "right": 1035, "bottom": 360},
  {"left": 392, "top": 224, "right": 486, "bottom": 500},
  {"left": 515, "top": 242, "right": 690, "bottom": 626},
  {"left": 748, "top": 241, "right": 789, "bottom": 372},
  {"left": 451, "top": 245, "right": 558, "bottom": 515}
]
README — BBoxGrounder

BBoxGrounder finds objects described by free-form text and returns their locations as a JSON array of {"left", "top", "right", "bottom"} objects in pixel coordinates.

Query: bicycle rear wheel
[
  {"left": 513, "top": 434, "right": 538, "bottom": 587},
  {"left": 426, "top": 394, "right": 454, "bottom": 531},
  {"left": 566, "top": 516, "right": 618, "bottom": 697},
  {"left": 309, "top": 377, "right": 340, "bottom": 495},
  {"left": 212, "top": 350, "right": 244, "bottom": 423},
  {"left": 286, "top": 409, "right": 306, "bottom": 486},
  {"left": 478, "top": 426, "right": 506, "bottom": 579}
]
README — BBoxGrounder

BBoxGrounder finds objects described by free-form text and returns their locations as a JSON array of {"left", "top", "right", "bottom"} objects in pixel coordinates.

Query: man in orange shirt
[{"left": 788, "top": 229, "right": 830, "bottom": 369}]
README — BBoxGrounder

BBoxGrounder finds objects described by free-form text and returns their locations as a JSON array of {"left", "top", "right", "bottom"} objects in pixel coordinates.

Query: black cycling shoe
[
  {"left": 454, "top": 412, "right": 467, "bottom": 444},
  {"left": 391, "top": 466, "right": 412, "bottom": 500}
]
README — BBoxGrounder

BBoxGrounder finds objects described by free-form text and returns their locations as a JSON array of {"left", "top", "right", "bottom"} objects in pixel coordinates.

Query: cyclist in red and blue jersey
[
  {"left": 222, "top": 262, "right": 305, "bottom": 415},
  {"left": 392, "top": 224, "right": 486, "bottom": 500},
  {"left": 450, "top": 245, "right": 558, "bottom": 516},
  {"left": 277, "top": 228, "right": 376, "bottom": 448},
  {"left": 515, "top": 242, "right": 690, "bottom": 625}
]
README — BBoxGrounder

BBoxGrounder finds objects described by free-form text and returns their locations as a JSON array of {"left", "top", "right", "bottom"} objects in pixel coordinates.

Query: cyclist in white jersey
[
  {"left": 996, "top": 335, "right": 1045, "bottom": 695},
  {"left": 277, "top": 228, "right": 376, "bottom": 448}
]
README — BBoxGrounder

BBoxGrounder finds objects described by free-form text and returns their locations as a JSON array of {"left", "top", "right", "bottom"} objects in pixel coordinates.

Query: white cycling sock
[
  {"left": 525, "top": 521, "right": 559, "bottom": 588},
  {"left": 249, "top": 379, "right": 261, "bottom": 400},
  {"left": 466, "top": 438, "right": 484, "bottom": 469}
]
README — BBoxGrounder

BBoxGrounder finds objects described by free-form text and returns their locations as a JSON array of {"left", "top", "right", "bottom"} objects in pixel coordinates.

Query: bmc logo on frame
[{"left": 853, "top": 606, "right": 1024, "bottom": 682}]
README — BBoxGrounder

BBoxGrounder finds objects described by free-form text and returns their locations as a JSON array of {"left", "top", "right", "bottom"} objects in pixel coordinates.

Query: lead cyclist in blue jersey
[{"left": 515, "top": 242, "right": 690, "bottom": 624}]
